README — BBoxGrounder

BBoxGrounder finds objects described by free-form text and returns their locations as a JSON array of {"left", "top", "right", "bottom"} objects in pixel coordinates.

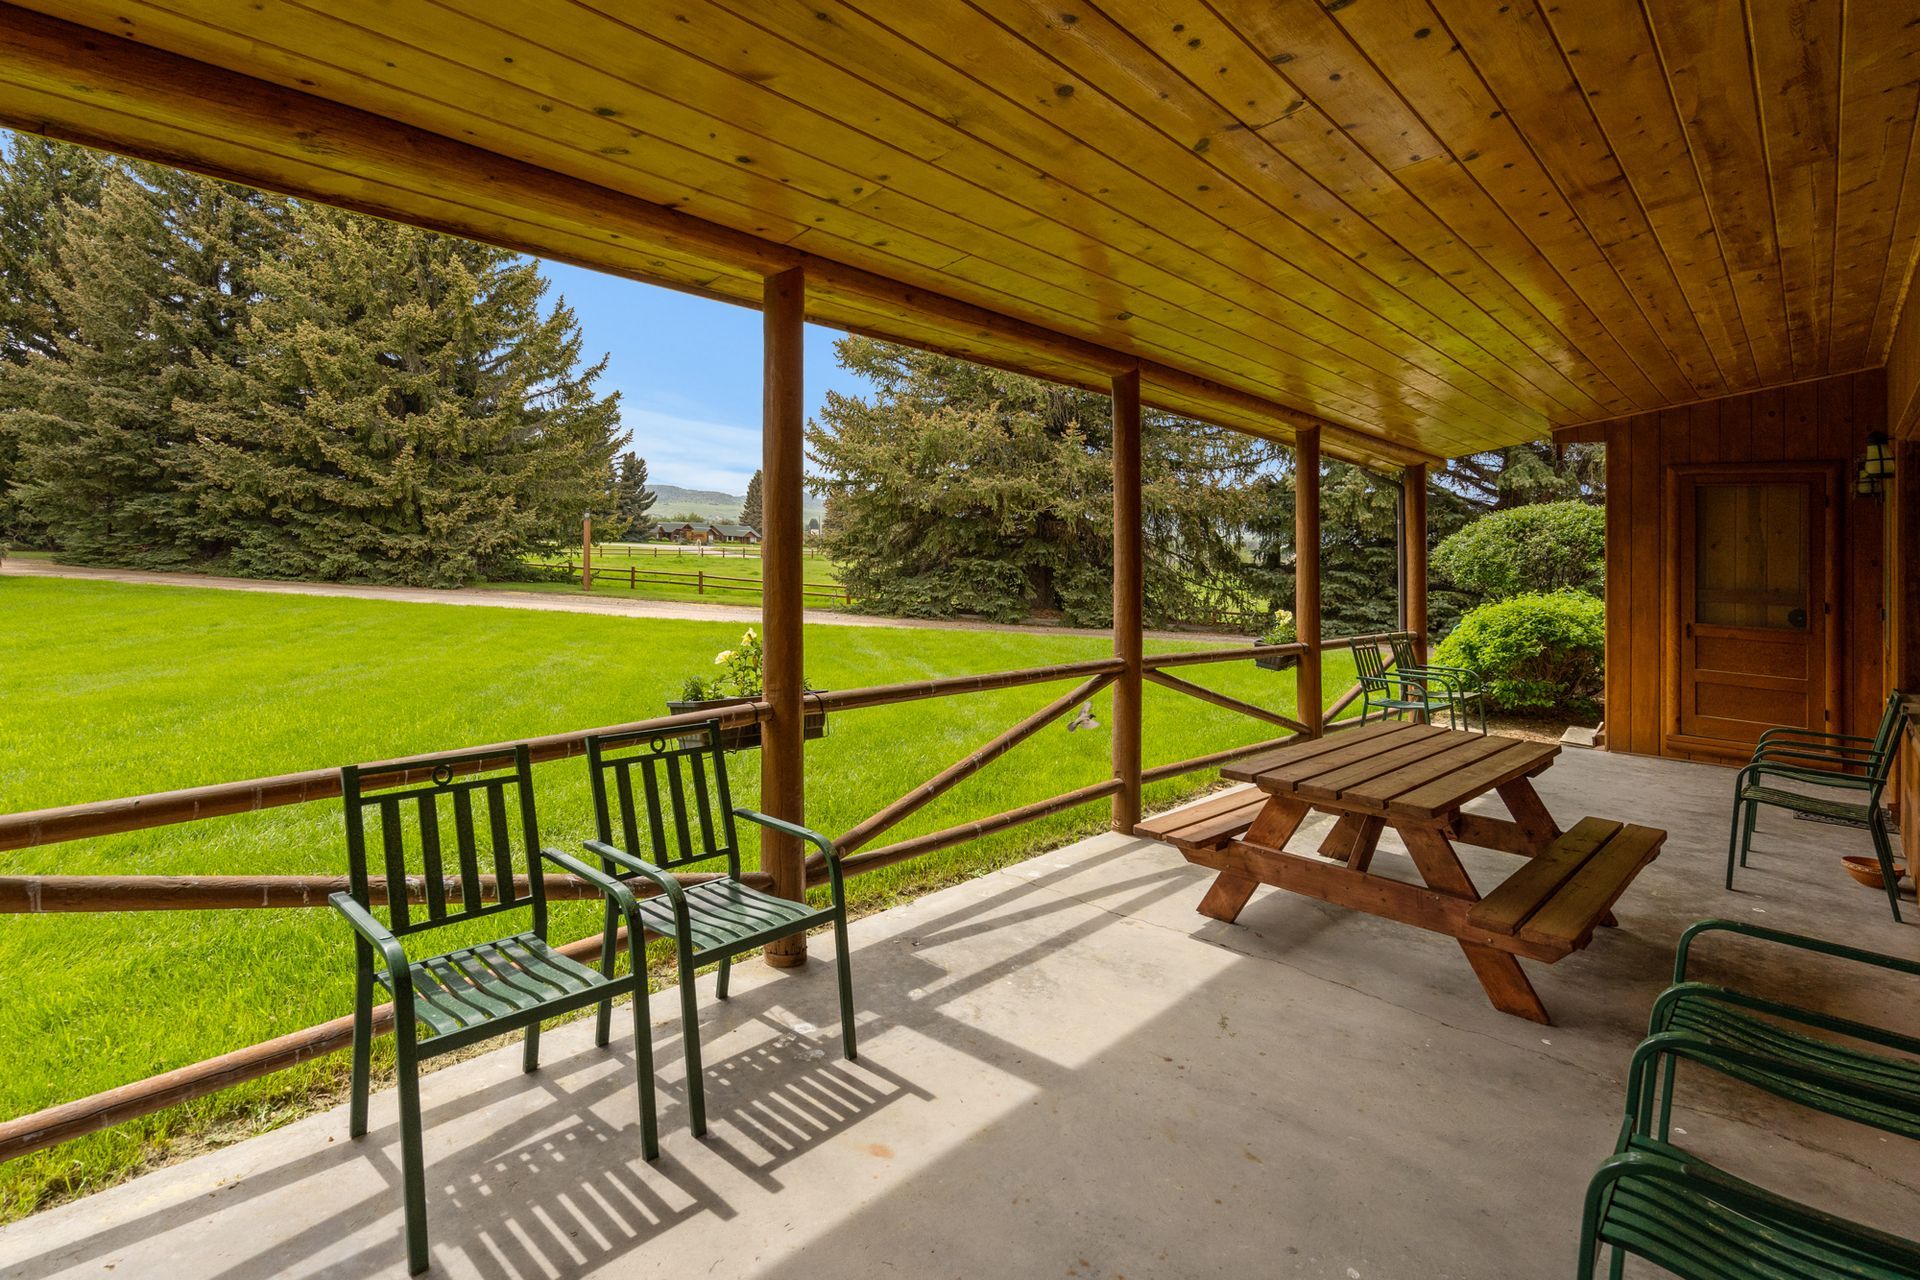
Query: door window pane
[{"left": 1695, "top": 483, "right": 1808, "bottom": 628}]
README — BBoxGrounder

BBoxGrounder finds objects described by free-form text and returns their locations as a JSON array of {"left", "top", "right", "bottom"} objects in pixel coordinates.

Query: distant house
[
  {"left": 654, "top": 521, "right": 701, "bottom": 544},
  {"left": 708, "top": 522, "right": 760, "bottom": 544}
]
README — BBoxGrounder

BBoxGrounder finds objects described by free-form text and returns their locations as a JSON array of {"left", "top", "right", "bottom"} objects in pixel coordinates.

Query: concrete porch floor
[{"left": 3, "top": 748, "right": 1916, "bottom": 1279}]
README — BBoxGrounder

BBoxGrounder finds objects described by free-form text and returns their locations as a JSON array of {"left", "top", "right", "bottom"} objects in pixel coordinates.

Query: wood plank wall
[{"left": 1601, "top": 368, "right": 1887, "bottom": 761}]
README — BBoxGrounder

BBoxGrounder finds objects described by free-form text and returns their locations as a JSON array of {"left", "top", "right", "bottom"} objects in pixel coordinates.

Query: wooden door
[{"left": 1675, "top": 469, "right": 1834, "bottom": 749}]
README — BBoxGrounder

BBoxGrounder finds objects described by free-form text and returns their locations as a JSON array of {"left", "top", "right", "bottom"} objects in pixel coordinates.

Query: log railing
[{"left": 0, "top": 634, "right": 1387, "bottom": 1164}]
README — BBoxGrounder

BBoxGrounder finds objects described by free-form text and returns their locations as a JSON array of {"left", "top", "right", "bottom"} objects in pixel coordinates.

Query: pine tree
[
  {"left": 739, "top": 468, "right": 763, "bottom": 533},
  {"left": 807, "top": 338, "right": 1272, "bottom": 625},
  {"left": 177, "top": 202, "right": 621, "bottom": 586},
  {"left": 4, "top": 162, "right": 284, "bottom": 563},
  {"left": 0, "top": 134, "right": 111, "bottom": 538},
  {"left": 609, "top": 451, "right": 655, "bottom": 538}
]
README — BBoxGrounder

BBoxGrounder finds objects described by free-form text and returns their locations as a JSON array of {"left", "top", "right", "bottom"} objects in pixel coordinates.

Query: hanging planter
[
  {"left": 669, "top": 628, "right": 827, "bottom": 750},
  {"left": 1253, "top": 611, "right": 1299, "bottom": 671}
]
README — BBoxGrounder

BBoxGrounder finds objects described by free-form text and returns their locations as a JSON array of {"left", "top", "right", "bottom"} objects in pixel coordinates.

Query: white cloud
[{"left": 619, "top": 407, "right": 760, "bottom": 492}]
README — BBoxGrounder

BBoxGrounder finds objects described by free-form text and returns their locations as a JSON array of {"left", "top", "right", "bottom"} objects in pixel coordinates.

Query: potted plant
[
  {"left": 1253, "top": 611, "right": 1299, "bottom": 671},
  {"left": 667, "top": 627, "right": 827, "bottom": 750}
]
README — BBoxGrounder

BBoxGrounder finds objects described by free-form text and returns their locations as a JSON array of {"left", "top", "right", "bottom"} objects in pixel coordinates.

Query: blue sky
[{"left": 541, "top": 261, "right": 871, "bottom": 493}]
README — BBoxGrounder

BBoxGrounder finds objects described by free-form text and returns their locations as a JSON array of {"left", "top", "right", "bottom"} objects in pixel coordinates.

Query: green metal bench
[
  {"left": 1576, "top": 917, "right": 1920, "bottom": 1278},
  {"left": 332, "top": 744, "right": 657, "bottom": 1275},
  {"left": 583, "top": 719, "right": 855, "bottom": 1139},
  {"left": 1388, "top": 630, "right": 1487, "bottom": 734},
  {"left": 1727, "top": 691, "right": 1907, "bottom": 920}
]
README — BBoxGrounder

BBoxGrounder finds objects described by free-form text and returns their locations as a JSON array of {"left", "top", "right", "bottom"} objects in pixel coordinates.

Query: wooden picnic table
[{"left": 1137, "top": 721, "right": 1665, "bottom": 1024}]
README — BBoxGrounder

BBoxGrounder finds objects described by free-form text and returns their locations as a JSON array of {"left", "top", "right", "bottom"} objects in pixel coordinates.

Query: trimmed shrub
[
  {"left": 1431, "top": 500, "right": 1604, "bottom": 603},
  {"left": 1434, "top": 590, "right": 1605, "bottom": 716}
]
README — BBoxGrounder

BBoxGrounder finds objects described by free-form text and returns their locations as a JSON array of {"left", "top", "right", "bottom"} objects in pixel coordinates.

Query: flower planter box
[
  {"left": 665, "top": 696, "right": 828, "bottom": 751},
  {"left": 1253, "top": 643, "right": 1299, "bottom": 672}
]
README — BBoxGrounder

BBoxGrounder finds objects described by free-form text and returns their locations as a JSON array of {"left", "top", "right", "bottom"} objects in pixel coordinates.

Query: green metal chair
[
  {"left": 1626, "top": 919, "right": 1920, "bottom": 1147},
  {"left": 1577, "top": 1135, "right": 1920, "bottom": 1279},
  {"left": 1727, "top": 691, "right": 1907, "bottom": 920},
  {"left": 584, "top": 719, "right": 855, "bottom": 1139},
  {"left": 1387, "top": 630, "right": 1487, "bottom": 733},
  {"left": 332, "top": 744, "right": 658, "bottom": 1275},
  {"left": 1350, "top": 636, "right": 1456, "bottom": 727}
]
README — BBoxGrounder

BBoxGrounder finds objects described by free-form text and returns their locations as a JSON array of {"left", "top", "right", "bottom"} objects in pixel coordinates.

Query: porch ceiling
[{"left": 3, "top": 2, "right": 1918, "bottom": 464}]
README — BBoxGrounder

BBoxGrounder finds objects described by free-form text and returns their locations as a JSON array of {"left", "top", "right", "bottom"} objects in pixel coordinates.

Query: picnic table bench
[{"left": 1137, "top": 722, "right": 1666, "bottom": 1024}]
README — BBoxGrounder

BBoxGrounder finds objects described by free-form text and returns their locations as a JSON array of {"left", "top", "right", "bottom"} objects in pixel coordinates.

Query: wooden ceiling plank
[
  {"left": 1214, "top": 0, "right": 1673, "bottom": 413},
  {"left": 985, "top": 0, "right": 1599, "bottom": 426},
  {"left": 0, "top": 4, "right": 1445, "bottom": 467},
  {"left": 1324, "top": 0, "right": 1700, "bottom": 406},
  {"left": 1432, "top": 0, "right": 1742, "bottom": 399},
  {"left": 122, "top": 0, "right": 1451, "bottom": 442},
  {"left": 1535, "top": 0, "right": 1772, "bottom": 389},
  {"left": 819, "top": 0, "right": 1538, "bottom": 442},
  {"left": 1744, "top": 0, "right": 1844, "bottom": 381},
  {"left": 1840, "top": 1, "right": 1920, "bottom": 364},
  {"left": 1640, "top": 0, "right": 1795, "bottom": 377}
]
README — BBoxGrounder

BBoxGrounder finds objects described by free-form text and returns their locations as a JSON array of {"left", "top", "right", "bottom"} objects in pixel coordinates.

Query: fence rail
[
  {"left": 526, "top": 557, "right": 855, "bottom": 606},
  {"left": 0, "top": 637, "right": 1373, "bottom": 1165}
]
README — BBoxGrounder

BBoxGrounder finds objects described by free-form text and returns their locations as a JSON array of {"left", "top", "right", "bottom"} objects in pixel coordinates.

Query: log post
[
  {"left": 1295, "top": 426, "right": 1324, "bottom": 737},
  {"left": 1404, "top": 462, "right": 1429, "bottom": 662},
  {"left": 581, "top": 513, "right": 593, "bottom": 592},
  {"left": 1111, "top": 367, "right": 1144, "bottom": 830},
  {"left": 1893, "top": 440, "right": 1919, "bottom": 830},
  {"left": 761, "top": 266, "right": 808, "bottom": 967}
]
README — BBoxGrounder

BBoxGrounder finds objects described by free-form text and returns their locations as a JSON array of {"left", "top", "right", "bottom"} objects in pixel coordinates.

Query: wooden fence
[
  {"left": 527, "top": 558, "right": 855, "bottom": 607},
  {"left": 0, "top": 643, "right": 1379, "bottom": 1164}
]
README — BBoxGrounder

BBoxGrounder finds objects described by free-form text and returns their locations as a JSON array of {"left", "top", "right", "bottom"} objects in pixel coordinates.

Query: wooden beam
[
  {"left": 0, "top": 3, "right": 1431, "bottom": 472},
  {"left": 760, "top": 266, "right": 807, "bottom": 967},
  {"left": 1295, "top": 426, "right": 1324, "bottom": 737},
  {"left": 1404, "top": 462, "right": 1430, "bottom": 662},
  {"left": 1111, "top": 366, "right": 1144, "bottom": 831},
  {"left": 1893, "top": 441, "right": 1920, "bottom": 828}
]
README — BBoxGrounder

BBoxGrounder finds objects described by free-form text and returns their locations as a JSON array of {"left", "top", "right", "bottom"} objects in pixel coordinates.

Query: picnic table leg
[
  {"left": 1399, "top": 823, "right": 1551, "bottom": 1025},
  {"left": 1318, "top": 813, "right": 1370, "bottom": 859},
  {"left": 1494, "top": 777, "right": 1562, "bottom": 855},
  {"left": 1197, "top": 797, "right": 1309, "bottom": 924}
]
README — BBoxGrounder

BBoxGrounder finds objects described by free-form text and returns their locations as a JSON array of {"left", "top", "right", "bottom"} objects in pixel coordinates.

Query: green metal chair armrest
[
  {"left": 1736, "top": 759, "right": 1877, "bottom": 790},
  {"left": 1750, "top": 742, "right": 1877, "bottom": 767},
  {"left": 1675, "top": 918, "right": 1920, "bottom": 984},
  {"left": 734, "top": 807, "right": 845, "bottom": 900},
  {"left": 582, "top": 837, "right": 690, "bottom": 925},
  {"left": 1402, "top": 661, "right": 1483, "bottom": 689},
  {"left": 1623, "top": 1031, "right": 1917, "bottom": 1138},
  {"left": 1757, "top": 725, "right": 1876, "bottom": 746},
  {"left": 1650, "top": 981, "right": 1920, "bottom": 1058},
  {"left": 539, "top": 846, "right": 644, "bottom": 922},
  {"left": 328, "top": 892, "right": 416, "bottom": 1003}
]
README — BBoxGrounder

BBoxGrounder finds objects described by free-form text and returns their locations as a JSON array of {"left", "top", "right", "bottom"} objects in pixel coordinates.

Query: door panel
[{"left": 1677, "top": 471, "right": 1830, "bottom": 747}]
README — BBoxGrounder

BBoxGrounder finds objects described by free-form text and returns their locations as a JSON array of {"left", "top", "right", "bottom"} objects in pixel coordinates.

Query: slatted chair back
[
  {"left": 341, "top": 744, "right": 547, "bottom": 939},
  {"left": 1865, "top": 692, "right": 1908, "bottom": 766},
  {"left": 1386, "top": 632, "right": 1419, "bottom": 670},
  {"left": 1349, "top": 637, "right": 1391, "bottom": 682},
  {"left": 586, "top": 720, "right": 741, "bottom": 878}
]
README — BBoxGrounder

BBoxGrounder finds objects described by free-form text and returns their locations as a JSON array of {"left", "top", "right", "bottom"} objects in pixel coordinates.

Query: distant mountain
[{"left": 647, "top": 483, "right": 826, "bottom": 527}]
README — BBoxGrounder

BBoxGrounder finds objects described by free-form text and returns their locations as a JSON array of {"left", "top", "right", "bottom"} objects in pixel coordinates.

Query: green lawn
[
  {"left": 502, "top": 543, "right": 848, "bottom": 608},
  {"left": 0, "top": 577, "right": 1355, "bottom": 1218}
]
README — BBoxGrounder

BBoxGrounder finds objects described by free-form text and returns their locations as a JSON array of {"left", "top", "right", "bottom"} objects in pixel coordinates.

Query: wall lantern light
[{"left": 1856, "top": 430, "right": 1895, "bottom": 497}]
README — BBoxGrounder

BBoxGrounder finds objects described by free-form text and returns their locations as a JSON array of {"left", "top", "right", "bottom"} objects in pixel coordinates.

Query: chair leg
[
  {"left": 522, "top": 1020, "right": 540, "bottom": 1074},
  {"left": 349, "top": 952, "right": 372, "bottom": 1139},
  {"left": 394, "top": 1035, "right": 430, "bottom": 1276},
  {"left": 716, "top": 955, "right": 731, "bottom": 1001},
  {"left": 834, "top": 913, "right": 857, "bottom": 1062},
  {"left": 676, "top": 948, "right": 707, "bottom": 1137},
  {"left": 1725, "top": 795, "right": 1744, "bottom": 889},
  {"left": 594, "top": 896, "right": 618, "bottom": 1048},
  {"left": 1739, "top": 800, "right": 1759, "bottom": 867},
  {"left": 630, "top": 977, "right": 659, "bottom": 1161},
  {"left": 1870, "top": 811, "right": 1903, "bottom": 923}
]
